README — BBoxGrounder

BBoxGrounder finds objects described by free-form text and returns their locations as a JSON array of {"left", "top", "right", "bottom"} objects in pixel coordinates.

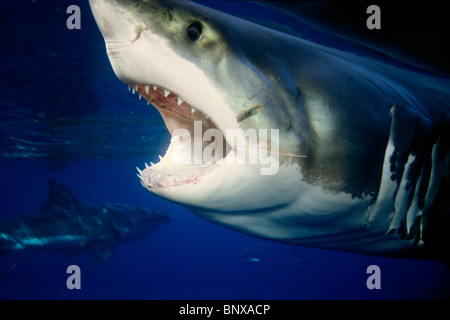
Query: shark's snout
[{"left": 89, "top": 0, "right": 145, "bottom": 42}]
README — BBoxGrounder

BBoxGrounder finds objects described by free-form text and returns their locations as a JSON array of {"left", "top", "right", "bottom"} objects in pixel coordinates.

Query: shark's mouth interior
[{"left": 129, "top": 83, "right": 232, "bottom": 191}]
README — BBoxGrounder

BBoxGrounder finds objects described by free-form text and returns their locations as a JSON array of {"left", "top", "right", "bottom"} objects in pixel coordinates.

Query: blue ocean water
[{"left": 0, "top": 0, "right": 449, "bottom": 300}]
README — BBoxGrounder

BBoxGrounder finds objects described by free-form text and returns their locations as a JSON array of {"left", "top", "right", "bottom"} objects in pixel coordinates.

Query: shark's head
[
  {"left": 90, "top": 0, "right": 309, "bottom": 209},
  {"left": 89, "top": 0, "right": 389, "bottom": 242}
]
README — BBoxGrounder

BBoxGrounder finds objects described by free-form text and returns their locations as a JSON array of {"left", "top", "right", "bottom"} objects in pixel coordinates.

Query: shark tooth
[
  {"left": 159, "top": 155, "right": 163, "bottom": 161},
  {"left": 136, "top": 167, "right": 143, "bottom": 175},
  {"left": 164, "top": 89, "right": 171, "bottom": 98},
  {"left": 139, "top": 92, "right": 142, "bottom": 100},
  {"left": 153, "top": 85, "right": 157, "bottom": 91},
  {"left": 191, "top": 107, "right": 196, "bottom": 114},
  {"left": 170, "top": 135, "right": 182, "bottom": 143},
  {"left": 144, "top": 85, "right": 149, "bottom": 94},
  {"left": 177, "top": 97, "right": 184, "bottom": 106},
  {"left": 132, "top": 86, "right": 136, "bottom": 94},
  {"left": 145, "top": 162, "right": 150, "bottom": 168},
  {"left": 128, "top": 85, "right": 131, "bottom": 92},
  {"left": 157, "top": 181, "right": 166, "bottom": 188}
]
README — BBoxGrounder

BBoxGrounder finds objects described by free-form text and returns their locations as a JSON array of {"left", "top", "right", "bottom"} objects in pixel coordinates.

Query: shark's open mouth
[{"left": 129, "top": 83, "right": 232, "bottom": 191}]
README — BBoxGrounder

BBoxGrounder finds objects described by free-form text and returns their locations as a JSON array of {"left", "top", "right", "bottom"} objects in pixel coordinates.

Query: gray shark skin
[
  {"left": 0, "top": 179, "right": 171, "bottom": 265},
  {"left": 89, "top": 0, "right": 450, "bottom": 263}
]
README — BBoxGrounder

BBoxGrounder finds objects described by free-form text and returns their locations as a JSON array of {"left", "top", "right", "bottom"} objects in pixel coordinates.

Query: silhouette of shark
[{"left": 0, "top": 179, "right": 171, "bottom": 265}]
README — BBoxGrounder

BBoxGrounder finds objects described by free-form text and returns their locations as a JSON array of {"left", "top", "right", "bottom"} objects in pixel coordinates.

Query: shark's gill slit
[{"left": 129, "top": 83, "right": 231, "bottom": 190}]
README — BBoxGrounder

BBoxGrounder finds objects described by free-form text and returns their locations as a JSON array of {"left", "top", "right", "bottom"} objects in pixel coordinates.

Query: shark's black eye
[{"left": 186, "top": 22, "right": 202, "bottom": 41}]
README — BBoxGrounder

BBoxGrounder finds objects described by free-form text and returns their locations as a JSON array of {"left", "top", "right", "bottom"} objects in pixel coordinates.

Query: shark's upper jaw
[{"left": 128, "top": 83, "right": 216, "bottom": 136}]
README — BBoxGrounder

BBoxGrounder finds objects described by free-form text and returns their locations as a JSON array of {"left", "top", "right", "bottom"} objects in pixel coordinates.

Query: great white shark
[
  {"left": 89, "top": 0, "right": 450, "bottom": 262},
  {"left": 0, "top": 179, "right": 171, "bottom": 265}
]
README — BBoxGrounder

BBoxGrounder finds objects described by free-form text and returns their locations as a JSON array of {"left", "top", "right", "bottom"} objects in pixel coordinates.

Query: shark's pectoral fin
[{"left": 90, "top": 237, "right": 119, "bottom": 266}]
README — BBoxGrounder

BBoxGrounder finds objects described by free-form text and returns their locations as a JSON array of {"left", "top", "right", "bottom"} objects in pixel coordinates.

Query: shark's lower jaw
[{"left": 130, "top": 82, "right": 233, "bottom": 191}]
